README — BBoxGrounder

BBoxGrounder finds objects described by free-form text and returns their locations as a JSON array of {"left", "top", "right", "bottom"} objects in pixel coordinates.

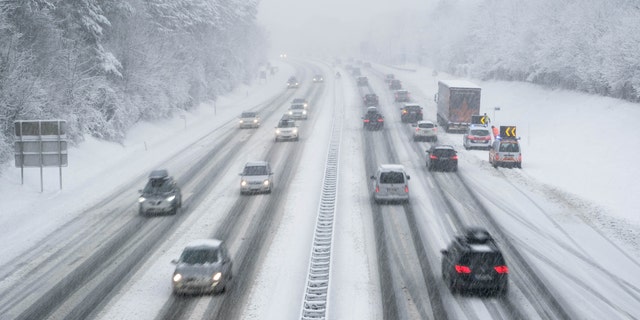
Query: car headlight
[
  {"left": 241, "top": 180, "right": 247, "bottom": 186},
  {"left": 212, "top": 272, "right": 222, "bottom": 282},
  {"left": 263, "top": 180, "right": 270, "bottom": 186},
  {"left": 173, "top": 273, "right": 182, "bottom": 282},
  {"left": 253, "top": 119, "right": 258, "bottom": 123},
  {"left": 276, "top": 129, "right": 281, "bottom": 134},
  {"left": 302, "top": 110, "right": 307, "bottom": 115},
  {"left": 239, "top": 120, "right": 244, "bottom": 124},
  {"left": 288, "top": 111, "right": 293, "bottom": 115},
  {"left": 166, "top": 195, "right": 176, "bottom": 202},
  {"left": 293, "top": 128, "right": 298, "bottom": 134},
  {"left": 138, "top": 197, "right": 146, "bottom": 203}
]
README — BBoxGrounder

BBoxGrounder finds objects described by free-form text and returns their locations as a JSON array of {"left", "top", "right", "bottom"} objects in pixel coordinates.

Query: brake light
[
  {"left": 364, "top": 119, "right": 370, "bottom": 123},
  {"left": 402, "top": 110, "right": 407, "bottom": 114},
  {"left": 451, "top": 155, "right": 458, "bottom": 160},
  {"left": 430, "top": 155, "right": 437, "bottom": 160},
  {"left": 377, "top": 118, "right": 384, "bottom": 122},
  {"left": 375, "top": 185, "right": 379, "bottom": 193},
  {"left": 404, "top": 185, "right": 409, "bottom": 193},
  {"left": 494, "top": 266, "right": 509, "bottom": 274},
  {"left": 455, "top": 265, "right": 471, "bottom": 274}
]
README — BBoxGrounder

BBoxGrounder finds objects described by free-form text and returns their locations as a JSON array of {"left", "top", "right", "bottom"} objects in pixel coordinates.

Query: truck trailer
[{"left": 435, "top": 80, "right": 481, "bottom": 132}]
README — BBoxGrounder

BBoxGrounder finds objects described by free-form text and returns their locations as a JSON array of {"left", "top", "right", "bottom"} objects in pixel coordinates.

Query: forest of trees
[{"left": 0, "top": 0, "right": 266, "bottom": 169}]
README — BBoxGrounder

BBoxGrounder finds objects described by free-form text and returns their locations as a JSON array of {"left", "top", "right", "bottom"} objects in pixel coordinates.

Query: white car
[
  {"left": 171, "top": 239, "right": 233, "bottom": 295},
  {"left": 370, "top": 164, "right": 410, "bottom": 204},
  {"left": 239, "top": 161, "right": 274, "bottom": 194},
  {"left": 463, "top": 125, "right": 492, "bottom": 150},
  {"left": 275, "top": 118, "right": 299, "bottom": 142},
  {"left": 288, "top": 104, "right": 308, "bottom": 120},
  {"left": 238, "top": 111, "right": 260, "bottom": 129},
  {"left": 412, "top": 120, "right": 438, "bottom": 142}
]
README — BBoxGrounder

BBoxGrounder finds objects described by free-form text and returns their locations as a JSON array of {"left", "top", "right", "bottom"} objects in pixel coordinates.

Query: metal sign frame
[{"left": 14, "top": 120, "right": 67, "bottom": 191}]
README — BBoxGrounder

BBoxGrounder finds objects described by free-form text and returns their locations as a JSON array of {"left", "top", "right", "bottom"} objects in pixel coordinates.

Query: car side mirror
[
  {"left": 440, "top": 249, "right": 449, "bottom": 255},
  {"left": 370, "top": 175, "right": 376, "bottom": 180},
  {"left": 406, "top": 175, "right": 410, "bottom": 180}
]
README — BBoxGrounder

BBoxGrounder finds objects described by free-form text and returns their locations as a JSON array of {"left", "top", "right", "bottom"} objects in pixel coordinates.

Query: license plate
[{"left": 475, "top": 274, "right": 492, "bottom": 281}]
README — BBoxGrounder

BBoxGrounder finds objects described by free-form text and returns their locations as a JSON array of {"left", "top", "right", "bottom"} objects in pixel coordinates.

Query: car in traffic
[
  {"left": 394, "top": 90, "right": 411, "bottom": 102},
  {"left": 385, "top": 74, "right": 395, "bottom": 84},
  {"left": 426, "top": 145, "right": 458, "bottom": 172},
  {"left": 362, "top": 106, "right": 384, "bottom": 131},
  {"left": 239, "top": 161, "right": 273, "bottom": 194},
  {"left": 412, "top": 120, "right": 438, "bottom": 142},
  {"left": 463, "top": 125, "right": 492, "bottom": 150},
  {"left": 489, "top": 138, "right": 522, "bottom": 168},
  {"left": 400, "top": 103, "right": 422, "bottom": 122},
  {"left": 363, "top": 93, "right": 379, "bottom": 107},
  {"left": 287, "top": 76, "right": 299, "bottom": 88},
  {"left": 389, "top": 79, "right": 402, "bottom": 90},
  {"left": 441, "top": 228, "right": 509, "bottom": 295},
  {"left": 138, "top": 169, "right": 182, "bottom": 215},
  {"left": 356, "top": 76, "right": 369, "bottom": 86},
  {"left": 288, "top": 103, "right": 308, "bottom": 120},
  {"left": 274, "top": 118, "right": 299, "bottom": 142},
  {"left": 312, "top": 74, "right": 324, "bottom": 83},
  {"left": 171, "top": 239, "right": 233, "bottom": 295},
  {"left": 292, "top": 98, "right": 309, "bottom": 109},
  {"left": 351, "top": 67, "right": 362, "bottom": 76},
  {"left": 370, "top": 164, "right": 410, "bottom": 204},
  {"left": 238, "top": 111, "right": 261, "bottom": 129}
]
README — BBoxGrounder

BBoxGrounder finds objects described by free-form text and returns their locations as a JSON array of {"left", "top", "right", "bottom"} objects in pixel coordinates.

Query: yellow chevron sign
[{"left": 500, "top": 126, "right": 517, "bottom": 137}]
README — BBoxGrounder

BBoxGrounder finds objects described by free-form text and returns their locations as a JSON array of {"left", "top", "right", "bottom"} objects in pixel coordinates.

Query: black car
[
  {"left": 426, "top": 145, "right": 458, "bottom": 171},
  {"left": 441, "top": 228, "right": 509, "bottom": 295},
  {"left": 389, "top": 79, "right": 402, "bottom": 90},
  {"left": 362, "top": 107, "right": 384, "bottom": 130},
  {"left": 363, "top": 93, "right": 379, "bottom": 107},
  {"left": 138, "top": 169, "right": 182, "bottom": 215},
  {"left": 400, "top": 104, "right": 422, "bottom": 122}
]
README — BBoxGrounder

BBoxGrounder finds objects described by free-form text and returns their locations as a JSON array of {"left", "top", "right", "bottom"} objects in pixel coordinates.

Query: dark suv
[
  {"left": 138, "top": 169, "right": 182, "bottom": 215},
  {"left": 426, "top": 145, "right": 458, "bottom": 172},
  {"left": 400, "top": 104, "right": 422, "bottom": 122},
  {"left": 441, "top": 228, "right": 509, "bottom": 295},
  {"left": 362, "top": 107, "right": 384, "bottom": 130}
]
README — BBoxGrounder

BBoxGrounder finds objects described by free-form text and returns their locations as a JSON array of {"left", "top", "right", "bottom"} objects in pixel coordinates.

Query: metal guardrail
[{"left": 300, "top": 98, "right": 342, "bottom": 320}]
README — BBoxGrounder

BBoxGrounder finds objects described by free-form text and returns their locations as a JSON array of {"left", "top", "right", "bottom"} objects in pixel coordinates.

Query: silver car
[
  {"left": 138, "top": 169, "right": 182, "bottom": 215},
  {"left": 172, "top": 239, "right": 233, "bottom": 295},
  {"left": 288, "top": 103, "right": 308, "bottom": 120},
  {"left": 412, "top": 120, "right": 438, "bottom": 142},
  {"left": 275, "top": 118, "right": 299, "bottom": 142},
  {"left": 239, "top": 161, "right": 274, "bottom": 194},
  {"left": 238, "top": 111, "right": 260, "bottom": 129},
  {"left": 370, "top": 164, "right": 410, "bottom": 204},
  {"left": 463, "top": 125, "right": 492, "bottom": 150}
]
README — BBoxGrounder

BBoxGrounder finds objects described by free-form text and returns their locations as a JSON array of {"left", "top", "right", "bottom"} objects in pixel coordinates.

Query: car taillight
[
  {"left": 495, "top": 154, "right": 500, "bottom": 160},
  {"left": 364, "top": 119, "right": 370, "bottom": 123},
  {"left": 468, "top": 135, "right": 474, "bottom": 140},
  {"left": 451, "top": 155, "right": 458, "bottom": 160},
  {"left": 402, "top": 110, "right": 407, "bottom": 114},
  {"left": 494, "top": 266, "right": 509, "bottom": 274},
  {"left": 518, "top": 155, "right": 522, "bottom": 161},
  {"left": 455, "top": 265, "right": 471, "bottom": 274},
  {"left": 430, "top": 155, "right": 437, "bottom": 160},
  {"left": 404, "top": 185, "right": 409, "bottom": 193},
  {"left": 377, "top": 118, "right": 384, "bottom": 122},
  {"left": 375, "top": 185, "right": 379, "bottom": 193}
]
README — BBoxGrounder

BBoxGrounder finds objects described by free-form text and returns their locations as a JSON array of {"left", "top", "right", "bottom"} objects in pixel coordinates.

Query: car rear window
[
  {"left": 434, "top": 149, "right": 456, "bottom": 157},
  {"left": 459, "top": 252, "right": 505, "bottom": 268},
  {"left": 419, "top": 123, "right": 434, "bottom": 128},
  {"left": 470, "top": 129, "right": 489, "bottom": 136},
  {"left": 379, "top": 171, "right": 405, "bottom": 184},
  {"left": 499, "top": 142, "right": 520, "bottom": 152},
  {"left": 244, "top": 165, "right": 268, "bottom": 175}
]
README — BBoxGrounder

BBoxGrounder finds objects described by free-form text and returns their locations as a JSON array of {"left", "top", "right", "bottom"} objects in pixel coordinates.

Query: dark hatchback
[
  {"left": 441, "top": 228, "right": 509, "bottom": 295},
  {"left": 426, "top": 145, "right": 458, "bottom": 172}
]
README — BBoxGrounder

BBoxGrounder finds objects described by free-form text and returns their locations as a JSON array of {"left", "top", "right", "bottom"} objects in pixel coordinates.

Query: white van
[{"left": 370, "top": 164, "right": 410, "bottom": 204}]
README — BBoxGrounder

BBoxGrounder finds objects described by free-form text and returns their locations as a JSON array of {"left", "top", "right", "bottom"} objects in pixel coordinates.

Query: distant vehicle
[
  {"left": 441, "top": 228, "right": 509, "bottom": 295},
  {"left": 312, "top": 74, "right": 324, "bottom": 83},
  {"left": 400, "top": 103, "right": 422, "bottom": 122},
  {"left": 275, "top": 118, "right": 299, "bottom": 142},
  {"left": 389, "top": 79, "right": 402, "bottom": 90},
  {"left": 356, "top": 76, "right": 369, "bottom": 86},
  {"left": 352, "top": 68, "right": 362, "bottom": 76},
  {"left": 463, "top": 125, "right": 492, "bottom": 150},
  {"left": 370, "top": 164, "right": 410, "bottom": 204},
  {"left": 335, "top": 72, "right": 341, "bottom": 79},
  {"left": 426, "top": 145, "right": 458, "bottom": 172},
  {"left": 239, "top": 161, "right": 273, "bottom": 194},
  {"left": 435, "top": 80, "right": 481, "bottom": 132},
  {"left": 394, "top": 90, "right": 410, "bottom": 102},
  {"left": 385, "top": 74, "right": 395, "bottom": 84},
  {"left": 362, "top": 106, "right": 384, "bottom": 131},
  {"left": 238, "top": 111, "right": 260, "bottom": 129},
  {"left": 172, "top": 239, "right": 233, "bottom": 295},
  {"left": 138, "top": 169, "right": 182, "bottom": 215},
  {"left": 287, "top": 76, "right": 299, "bottom": 89},
  {"left": 489, "top": 138, "right": 522, "bottom": 168},
  {"left": 412, "top": 120, "right": 438, "bottom": 142},
  {"left": 292, "top": 98, "right": 309, "bottom": 109},
  {"left": 363, "top": 93, "right": 379, "bottom": 107},
  {"left": 288, "top": 103, "right": 308, "bottom": 120}
]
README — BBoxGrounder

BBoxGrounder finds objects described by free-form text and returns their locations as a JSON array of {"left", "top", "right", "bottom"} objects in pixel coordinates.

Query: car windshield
[
  {"left": 243, "top": 165, "right": 268, "bottom": 175},
  {"left": 419, "top": 123, "right": 434, "bottom": 128},
  {"left": 471, "top": 129, "right": 489, "bottom": 136},
  {"left": 459, "top": 252, "right": 505, "bottom": 268},
  {"left": 290, "top": 104, "right": 304, "bottom": 110},
  {"left": 180, "top": 248, "right": 220, "bottom": 264},
  {"left": 499, "top": 142, "right": 520, "bottom": 152},
  {"left": 379, "top": 171, "right": 405, "bottom": 184},
  {"left": 279, "top": 120, "right": 295, "bottom": 128},
  {"left": 143, "top": 178, "right": 173, "bottom": 193},
  {"left": 241, "top": 112, "right": 256, "bottom": 118}
]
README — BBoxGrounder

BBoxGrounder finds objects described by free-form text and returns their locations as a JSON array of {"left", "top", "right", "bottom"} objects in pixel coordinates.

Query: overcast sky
[{"left": 257, "top": 0, "right": 430, "bottom": 58}]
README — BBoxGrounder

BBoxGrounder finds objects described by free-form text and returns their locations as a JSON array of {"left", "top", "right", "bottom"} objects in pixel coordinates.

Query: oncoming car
[
  {"left": 441, "top": 228, "right": 509, "bottom": 295},
  {"left": 172, "top": 239, "right": 233, "bottom": 295},
  {"left": 275, "top": 118, "right": 299, "bottom": 142},
  {"left": 138, "top": 169, "right": 182, "bottom": 215},
  {"left": 312, "top": 74, "right": 324, "bottom": 83},
  {"left": 238, "top": 111, "right": 260, "bottom": 129},
  {"left": 288, "top": 103, "right": 308, "bottom": 120},
  {"left": 370, "top": 164, "right": 410, "bottom": 204},
  {"left": 287, "top": 76, "right": 299, "bottom": 88},
  {"left": 239, "top": 161, "right": 273, "bottom": 194}
]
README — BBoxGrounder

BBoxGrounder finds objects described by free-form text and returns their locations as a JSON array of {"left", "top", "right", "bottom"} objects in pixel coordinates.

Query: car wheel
[
  {"left": 138, "top": 207, "right": 145, "bottom": 215},
  {"left": 275, "top": 137, "right": 279, "bottom": 142},
  {"left": 427, "top": 164, "right": 433, "bottom": 171},
  {"left": 517, "top": 163, "right": 522, "bottom": 169},
  {"left": 171, "top": 205, "right": 178, "bottom": 215}
]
